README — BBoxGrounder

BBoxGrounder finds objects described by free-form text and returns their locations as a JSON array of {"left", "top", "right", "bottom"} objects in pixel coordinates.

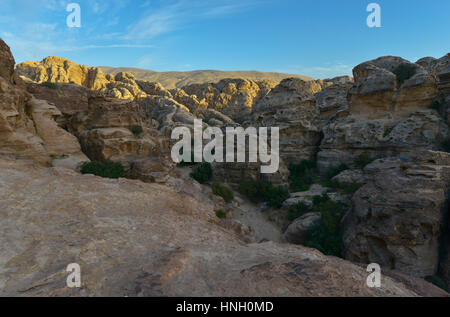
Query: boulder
[
  {"left": 283, "top": 212, "right": 321, "bottom": 244},
  {"left": 342, "top": 150, "right": 450, "bottom": 278},
  {"left": 283, "top": 184, "right": 328, "bottom": 207}
]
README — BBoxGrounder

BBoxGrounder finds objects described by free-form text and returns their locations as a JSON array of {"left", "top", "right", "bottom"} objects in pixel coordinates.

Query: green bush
[
  {"left": 215, "top": 210, "right": 227, "bottom": 219},
  {"left": 393, "top": 63, "right": 416, "bottom": 86},
  {"left": 265, "top": 185, "right": 289, "bottom": 208},
  {"left": 342, "top": 183, "right": 362, "bottom": 195},
  {"left": 303, "top": 196, "right": 345, "bottom": 257},
  {"left": 430, "top": 101, "right": 440, "bottom": 111},
  {"left": 289, "top": 160, "right": 319, "bottom": 192},
  {"left": 190, "top": 162, "right": 212, "bottom": 184},
  {"left": 383, "top": 127, "right": 394, "bottom": 138},
  {"left": 238, "top": 180, "right": 270, "bottom": 204},
  {"left": 129, "top": 125, "right": 143, "bottom": 137},
  {"left": 81, "top": 161, "right": 124, "bottom": 179},
  {"left": 326, "top": 164, "right": 349, "bottom": 179},
  {"left": 41, "top": 81, "right": 59, "bottom": 90},
  {"left": 287, "top": 202, "right": 311, "bottom": 221},
  {"left": 212, "top": 182, "right": 234, "bottom": 203},
  {"left": 305, "top": 225, "right": 343, "bottom": 257},
  {"left": 354, "top": 153, "right": 374, "bottom": 169},
  {"left": 441, "top": 140, "right": 450, "bottom": 153},
  {"left": 425, "top": 275, "right": 449, "bottom": 293},
  {"left": 238, "top": 180, "right": 288, "bottom": 208}
]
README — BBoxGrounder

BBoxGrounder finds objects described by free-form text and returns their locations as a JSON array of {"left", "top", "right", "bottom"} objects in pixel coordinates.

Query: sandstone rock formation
[
  {"left": 0, "top": 157, "right": 447, "bottom": 297},
  {"left": 181, "top": 79, "right": 277, "bottom": 123},
  {"left": 342, "top": 150, "right": 450, "bottom": 279},
  {"left": 317, "top": 56, "right": 449, "bottom": 173},
  {"left": 0, "top": 39, "right": 88, "bottom": 168},
  {"left": 68, "top": 95, "right": 174, "bottom": 182},
  {"left": 4, "top": 38, "right": 450, "bottom": 295},
  {"left": 17, "top": 56, "right": 109, "bottom": 91},
  {"left": 283, "top": 212, "right": 321, "bottom": 244},
  {"left": 251, "top": 78, "right": 323, "bottom": 165},
  {"left": 315, "top": 76, "right": 353, "bottom": 123}
]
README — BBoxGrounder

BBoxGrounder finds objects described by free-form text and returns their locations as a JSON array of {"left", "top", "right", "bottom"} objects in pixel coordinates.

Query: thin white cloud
[{"left": 123, "top": 0, "right": 258, "bottom": 41}]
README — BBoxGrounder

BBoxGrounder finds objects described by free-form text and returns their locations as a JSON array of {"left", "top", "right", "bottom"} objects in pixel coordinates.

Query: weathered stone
[
  {"left": 0, "top": 158, "right": 446, "bottom": 297},
  {"left": 283, "top": 212, "right": 321, "bottom": 244},
  {"left": 342, "top": 150, "right": 450, "bottom": 278},
  {"left": 252, "top": 78, "right": 322, "bottom": 165}
]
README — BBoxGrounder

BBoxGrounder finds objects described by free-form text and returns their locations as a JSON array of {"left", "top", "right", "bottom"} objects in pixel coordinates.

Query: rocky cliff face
[
  {"left": 0, "top": 40, "right": 88, "bottom": 169},
  {"left": 342, "top": 150, "right": 450, "bottom": 278},
  {"left": 4, "top": 39, "right": 450, "bottom": 295},
  {"left": 317, "top": 56, "right": 449, "bottom": 173}
]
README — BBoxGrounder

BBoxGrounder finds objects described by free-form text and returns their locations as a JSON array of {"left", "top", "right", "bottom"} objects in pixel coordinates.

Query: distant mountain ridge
[{"left": 99, "top": 66, "right": 313, "bottom": 89}]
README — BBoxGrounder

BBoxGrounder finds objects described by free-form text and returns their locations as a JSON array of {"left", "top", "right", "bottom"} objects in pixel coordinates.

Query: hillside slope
[{"left": 99, "top": 66, "right": 313, "bottom": 89}]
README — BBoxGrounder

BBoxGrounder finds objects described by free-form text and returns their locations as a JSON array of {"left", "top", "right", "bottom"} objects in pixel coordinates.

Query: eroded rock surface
[
  {"left": 342, "top": 150, "right": 450, "bottom": 278},
  {"left": 318, "top": 56, "right": 449, "bottom": 173},
  {"left": 0, "top": 157, "right": 446, "bottom": 297},
  {"left": 0, "top": 39, "right": 88, "bottom": 168}
]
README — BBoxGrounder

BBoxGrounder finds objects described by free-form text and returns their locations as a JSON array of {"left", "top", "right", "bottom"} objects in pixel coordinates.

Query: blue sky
[{"left": 0, "top": 0, "right": 448, "bottom": 79}]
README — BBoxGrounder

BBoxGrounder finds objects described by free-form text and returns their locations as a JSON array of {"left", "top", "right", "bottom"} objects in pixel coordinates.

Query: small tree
[
  {"left": 81, "top": 161, "right": 124, "bottom": 179},
  {"left": 190, "top": 163, "right": 212, "bottom": 184},
  {"left": 129, "top": 125, "right": 143, "bottom": 137},
  {"left": 212, "top": 182, "right": 234, "bottom": 203}
]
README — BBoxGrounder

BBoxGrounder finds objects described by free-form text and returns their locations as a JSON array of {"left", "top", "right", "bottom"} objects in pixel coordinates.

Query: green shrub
[
  {"left": 303, "top": 196, "right": 345, "bottom": 257},
  {"left": 215, "top": 210, "right": 227, "bottom": 219},
  {"left": 238, "top": 180, "right": 288, "bottom": 207},
  {"left": 342, "top": 183, "right": 362, "bottom": 195},
  {"left": 190, "top": 162, "right": 212, "bottom": 184},
  {"left": 430, "top": 101, "right": 440, "bottom": 111},
  {"left": 238, "top": 180, "right": 270, "bottom": 204},
  {"left": 41, "top": 81, "right": 59, "bottom": 90},
  {"left": 287, "top": 202, "right": 311, "bottom": 221},
  {"left": 305, "top": 225, "right": 342, "bottom": 257},
  {"left": 393, "top": 63, "right": 416, "bottom": 86},
  {"left": 81, "top": 161, "right": 124, "bottom": 179},
  {"left": 265, "top": 185, "right": 289, "bottom": 208},
  {"left": 312, "top": 194, "right": 330, "bottom": 206},
  {"left": 441, "top": 140, "right": 450, "bottom": 153},
  {"left": 354, "top": 153, "right": 374, "bottom": 169},
  {"left": 425, "top": 275, "right": 449, "bottom": 293},
  {"left": 383, "top": 127, "right": 394, "bottom": 138},
  {"left": 212, "top": 182, "right": 234, "bottom": 203},
  {"left": 129, "top": 125, "right": 143, "bottom": 137},
  {"left": 289, "top": 160, "right": 319, "bottom": 192},
  {"left": 326, "top": 164, "right": 349, "bottom": 179}
]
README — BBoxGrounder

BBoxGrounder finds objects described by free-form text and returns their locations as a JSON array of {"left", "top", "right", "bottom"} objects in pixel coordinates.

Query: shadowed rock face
[
  {"left": 0, "top": 39, "right": 14, "bottom": 83},
  {"left": 342, "top": 150, "right": 450, "bottom": 279},
  {"left": 0, "top": 158, "right": 447, "bottom": 297},
  {"left": 0, "top": 39, "right": 88, "bottom": 168}
]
